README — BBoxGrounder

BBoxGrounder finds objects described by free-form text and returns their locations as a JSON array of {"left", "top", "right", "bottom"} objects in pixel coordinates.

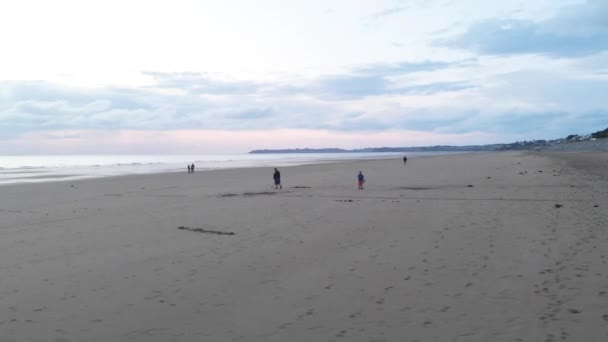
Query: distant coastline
[
  {"left": 249, "top": 145, "right": 502, "bottom": 154},
  {"left": 249, "top": 139, "right": 608, "bottom": 154}
]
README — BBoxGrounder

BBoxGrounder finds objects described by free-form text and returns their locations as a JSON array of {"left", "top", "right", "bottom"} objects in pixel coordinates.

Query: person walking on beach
[
  {"left": 403, "top": 156, "right": 407, "bottom": 165},
  {"left": 273, "top": 168, "right": 282, "bottom": 189},
  {"left": 191, "top": 163, "right": 195, "bottom": 173},
  {"left": 357, "top": 171, "right": 365, "bottom": 190},
  {"left": 187, "top": 164, "right": 191, "bottom": 173}
]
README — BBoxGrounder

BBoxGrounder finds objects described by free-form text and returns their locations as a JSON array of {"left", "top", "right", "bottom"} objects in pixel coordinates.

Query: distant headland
[{"left": 249, "top": 127, "right": 608, "bottom": 154}]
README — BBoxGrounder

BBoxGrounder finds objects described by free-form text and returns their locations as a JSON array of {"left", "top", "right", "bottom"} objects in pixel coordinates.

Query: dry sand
[{"left": 1, "top": 152, "right": 607, "bottom": 342}]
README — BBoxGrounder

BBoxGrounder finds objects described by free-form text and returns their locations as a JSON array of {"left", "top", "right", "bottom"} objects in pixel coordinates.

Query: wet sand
[{"left": 0, "top": 152, "right": 607, "bottom": 341}]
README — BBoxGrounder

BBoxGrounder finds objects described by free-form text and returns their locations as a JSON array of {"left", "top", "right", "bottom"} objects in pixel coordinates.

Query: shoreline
[
  {"left": 0, "top": 151, "right": 415, "bottom": 187},
  {"left": 0, "top": 151, "right": 469, "bottom": 187}
]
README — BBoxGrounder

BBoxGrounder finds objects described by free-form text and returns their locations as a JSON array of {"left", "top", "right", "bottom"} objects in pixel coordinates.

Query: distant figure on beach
[
  {"left": 273, "top": 168, "right": 282, "bottom": 189},
  {"left": 403, "top": 156, "right": 408, "bottom": 165},
  {"left": 187, "top": 164, "right": 191, "bottom": 173},
  {"left": 357, "top": 171, "right": 365, "bottom": 190},
  {"left": 191, "top": 163, "right": 195, "bottom": 173}
]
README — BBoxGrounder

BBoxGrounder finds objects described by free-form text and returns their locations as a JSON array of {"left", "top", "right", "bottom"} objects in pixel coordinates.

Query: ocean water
[{"left": 0, "top": 152, "right": 456, "bottom": 185}]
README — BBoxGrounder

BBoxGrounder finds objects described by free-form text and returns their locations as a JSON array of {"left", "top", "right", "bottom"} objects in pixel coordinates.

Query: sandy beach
[{"left": 1, "top": 151, "right": 607, "bottom": 342}]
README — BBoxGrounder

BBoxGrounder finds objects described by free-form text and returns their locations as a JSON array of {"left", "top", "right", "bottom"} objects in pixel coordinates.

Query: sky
[{"left": 0, "top": 0, "right": 607, "bottom": 154}]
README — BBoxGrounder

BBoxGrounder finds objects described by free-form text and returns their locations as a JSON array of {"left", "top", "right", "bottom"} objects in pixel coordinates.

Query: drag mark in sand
[
  {"left": 0, "top": 209, "right": 23, "bottom": 213},
  {"left": 393, "top": 184, "right": 474, "bottom": 190},
  {"left": 243, "top": 191, "right": 278, "bottom": 196},
  {"left": 217, "top": 191, "right": 279, "bottom": 198},
  {"left": 142, "top": 194, "right": 186, "bottom": 198},
  {"left": 177, "top": 226, "right": 235, "bottom": 235},
  {"left": 395, "top": 187, "right": 435, "bottom": 190}
]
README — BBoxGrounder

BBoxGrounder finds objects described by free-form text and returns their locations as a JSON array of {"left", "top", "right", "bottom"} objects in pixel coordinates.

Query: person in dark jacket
[{"left": 273, "top": 168, "right": 282, "bottom": 189}]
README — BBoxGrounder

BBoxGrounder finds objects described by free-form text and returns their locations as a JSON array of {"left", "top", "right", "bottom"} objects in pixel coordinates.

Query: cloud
[
  {"left": 312, "top": 74, "right": 389, "bottom": 99},
  {"left": 311, "top": 76, "right": 474, "bottom": 100},
  {"left": 0, "top": 81, "right": 209, "bottom": 133},
  {"left": 142, "top": 61, "right": 473, "bottom": 101},
  {"left": 223, "top": 107, "right": 275, "bottom": 120},
  {"left": 481, "top": 68, "right": 608, "bottom": 112},
  {"left": 0, "top": 78, "right": 471, "bottom": 136},
  {"left": 370, "top": 0, "right": 449, "bottom": 19},
  {"left": 307, "top": 60, "right": 475, "bottom": 100},
  {"left": 437, "top": 0, "right": 608, "bottom": 57},
  {"left": 397, "top": 112, "right": 473, "bottom": 132},
  {"left": 371, "top": 6, "right": 408, "bottom": 18},
  {"left": 0, "top": 80, "right": 342, "bottom": 133},
  {"left": 439, "top": 110, "right": 608, "bottom": 139},
  {"left": 143, "top": 71, "right": 263, "bottom": 95},
  {"left": 1, "top": 70, "right": 603, "bottom": 138},
  {"left": 398, "top": 81, "right": 475, "bottom": 95},
  {"left": 354, "top": 60, "right": 473, "bottom": 76},
  {"left": 2, "top": 50, "right": 607, "bottom": 151}
]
